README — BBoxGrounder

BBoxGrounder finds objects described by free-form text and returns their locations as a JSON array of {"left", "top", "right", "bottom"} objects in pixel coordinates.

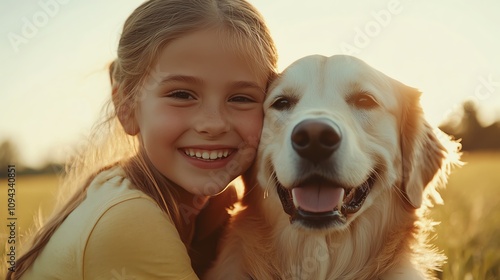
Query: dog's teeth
[
  {"left": 195, "top": 151, "right": 202, "bottom": 158},
  {"left": 337, "top": 188, "right": 345, "bottom": 210},
  {"left": 344, "top": 188, "right": 355, "bottom": 203},
  {"left": 223, "top": 150, "right": 229, "bottom": 157},
  {"left": 292, "top": 192, "right": 299, "bottom": 208},
  {"left": 218, "top": 151, "right": 223, "bottom": 158}
]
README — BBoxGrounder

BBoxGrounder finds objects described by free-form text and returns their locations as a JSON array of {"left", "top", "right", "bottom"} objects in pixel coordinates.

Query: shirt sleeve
[{"left": 83, "top": 197, "right": 199, "bottom": 280}]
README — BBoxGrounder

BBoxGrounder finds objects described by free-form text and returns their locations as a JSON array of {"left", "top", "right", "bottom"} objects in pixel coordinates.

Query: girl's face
[{"left": 132, "top": 29, "right": 267, "bottom": 196}]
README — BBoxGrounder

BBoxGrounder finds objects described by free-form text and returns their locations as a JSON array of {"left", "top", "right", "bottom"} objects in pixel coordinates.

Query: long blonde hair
[{"left": 7, "top": 0, "right": 277, "bottom": 278}]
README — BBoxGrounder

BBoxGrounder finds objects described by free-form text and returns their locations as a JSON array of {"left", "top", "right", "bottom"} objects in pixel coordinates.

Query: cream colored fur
[{"left": 205, "top": 55, "right": 460, "bottom": 280}]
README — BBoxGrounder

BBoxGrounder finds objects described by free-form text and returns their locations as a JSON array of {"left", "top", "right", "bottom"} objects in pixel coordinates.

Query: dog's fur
[{"left": 205, "top": 55, "right": 460, "bottom": 280}]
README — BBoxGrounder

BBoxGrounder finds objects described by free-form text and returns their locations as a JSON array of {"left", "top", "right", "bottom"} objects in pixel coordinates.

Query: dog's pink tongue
[{"left": 292, "top": 185, "right": 344, "bottom": 213}]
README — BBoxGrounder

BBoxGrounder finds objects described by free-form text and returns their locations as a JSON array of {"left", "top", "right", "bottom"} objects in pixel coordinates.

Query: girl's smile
[
  {"left": 181, "top": 147, "right": 234, "bottom": 161},
  {"left": 180, "top": 146, "right": 237, "bottom": 169}
]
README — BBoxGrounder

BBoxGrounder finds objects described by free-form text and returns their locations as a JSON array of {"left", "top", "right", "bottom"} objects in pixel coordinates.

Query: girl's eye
[
  {"left": 229, "top": 96, "right": 255, "bottom": 103},
  {"left": 271, "top": 97, "right": 294, "bottom": 110},
  {"left": 348, "top": 93, "right": 379, "bottom": 109},
  {"left": 166, "top": 90, "right": 195, "bottom": 100}
]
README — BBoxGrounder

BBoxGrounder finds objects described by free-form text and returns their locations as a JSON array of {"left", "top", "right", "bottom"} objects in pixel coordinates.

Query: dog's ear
[{"left": 399, "top": 84, "right": 448, "bottom": 209}]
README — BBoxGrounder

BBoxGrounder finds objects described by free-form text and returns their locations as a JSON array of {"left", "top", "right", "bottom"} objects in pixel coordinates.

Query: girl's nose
[{"left": 194, "top": 108, "right": 230, "bottom": 137}]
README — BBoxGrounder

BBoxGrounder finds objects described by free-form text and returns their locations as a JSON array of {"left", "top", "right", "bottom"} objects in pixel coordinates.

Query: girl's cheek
[
  {"left": 238, "top": 139, "right": 258, "bottom": 163},
  {"left": 233, "top": 109, "right": 263, "bottom": 148},
  {"left": 249, "top": 113, "right": 264, "bottom": 142}
]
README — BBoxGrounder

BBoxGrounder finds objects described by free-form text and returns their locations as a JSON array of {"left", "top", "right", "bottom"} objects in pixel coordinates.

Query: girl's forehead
[
  {"left": 218, "top": 33, "right": 272, "bottom": 82},
  {"left": 153, "top": 28, "right": 270, "bottom": 81}
]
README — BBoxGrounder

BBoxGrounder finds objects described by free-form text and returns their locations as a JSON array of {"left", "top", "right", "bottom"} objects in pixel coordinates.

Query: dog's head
[{"left": 256, "top": 55, "right": 459, "bottom": 231}]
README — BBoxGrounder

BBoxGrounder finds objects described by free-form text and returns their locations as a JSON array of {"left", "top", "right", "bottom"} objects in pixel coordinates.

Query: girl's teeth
[
  {"left": 202, "top": 152, "right": 210, "bottom": 159},
  {"left": 184, "top": 149, "right": 231, "bottom": 160}
]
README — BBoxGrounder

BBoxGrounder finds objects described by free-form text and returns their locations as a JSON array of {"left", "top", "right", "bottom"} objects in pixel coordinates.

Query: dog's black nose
[{"left": 291, "top": 118, "right": 341, "bottom": 163}]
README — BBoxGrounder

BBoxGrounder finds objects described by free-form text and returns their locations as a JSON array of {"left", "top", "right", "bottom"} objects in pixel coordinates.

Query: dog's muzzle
[{"left": 275, "top": 118, "right": 376, "bottom": 229}]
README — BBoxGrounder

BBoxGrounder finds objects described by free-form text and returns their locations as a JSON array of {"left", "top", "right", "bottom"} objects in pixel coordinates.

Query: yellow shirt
[{"left": 21, "top": 166, "right": 198, "bottom": 280}]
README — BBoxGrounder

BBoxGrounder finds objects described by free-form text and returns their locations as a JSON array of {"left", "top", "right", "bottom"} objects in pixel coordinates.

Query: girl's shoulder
[
  {"left": 85, "top": 165, "right": 156, "bottom": 210},
  {"left": 82, "top": 166, "right": 197, "bottom": 279}
]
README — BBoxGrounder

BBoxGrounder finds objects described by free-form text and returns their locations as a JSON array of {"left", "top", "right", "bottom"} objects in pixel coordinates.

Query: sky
[{"left": 1, "top": 0, "right": 499, "bottom": 167}]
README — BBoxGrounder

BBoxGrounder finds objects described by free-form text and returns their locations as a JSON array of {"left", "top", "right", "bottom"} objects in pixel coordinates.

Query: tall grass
[
  {"left": 431, "top": 152, "right": 500, "bottom": 280},
  {"left": 0, "top": 174, "right": 59, "bottom": 238},
  {"left": 1, "top": 152, "right": 499, "bottom": 279}
]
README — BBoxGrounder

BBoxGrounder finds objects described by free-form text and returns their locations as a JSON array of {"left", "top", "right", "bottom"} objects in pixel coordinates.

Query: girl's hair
[{"left": 7, "top": 0, "right": 277, "bottom": 278}]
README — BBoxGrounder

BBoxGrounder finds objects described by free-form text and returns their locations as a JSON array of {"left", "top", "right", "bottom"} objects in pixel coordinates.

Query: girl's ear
[{"left": 112, "top": 86, "right": 140, "bottom": 136}]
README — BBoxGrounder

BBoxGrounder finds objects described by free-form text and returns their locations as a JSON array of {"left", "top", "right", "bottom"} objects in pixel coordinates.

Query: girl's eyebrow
[
  {"left": 230, "top": 80, "right": 265, "bottom": 92},
  {"left": 159, "top": 74, "right": 205, "bottom": 86},
  {"left": 160, "top": 74, "right": 264, "bottom": 92}
]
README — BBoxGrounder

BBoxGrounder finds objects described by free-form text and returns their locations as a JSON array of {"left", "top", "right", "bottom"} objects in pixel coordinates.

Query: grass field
[
  {"left": 1, "top": 173, "right": 60, "bottom": 237},
  {"left": 1, "top": 152, "right": 499, "bottom": 279},
  {"left": 431, "top": 152, "right": 500, "bottom": 280}
]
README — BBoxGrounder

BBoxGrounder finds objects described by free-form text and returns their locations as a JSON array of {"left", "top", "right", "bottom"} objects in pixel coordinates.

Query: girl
[{"left": 7, "top": 0, "right": 277, "bottom": 279}]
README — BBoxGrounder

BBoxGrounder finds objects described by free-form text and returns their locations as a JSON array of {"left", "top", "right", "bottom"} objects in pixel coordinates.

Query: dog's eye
[
  {"left": 271, "top": 97, "right": 293, "bottom": 110},
  {"left": 349, "top": 93, "right": 379, "bottom": 109}
]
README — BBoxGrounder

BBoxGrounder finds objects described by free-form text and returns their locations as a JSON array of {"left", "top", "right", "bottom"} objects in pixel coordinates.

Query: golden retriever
[{"left": 205, "top": 55, "right": 460, "bottom": 280}]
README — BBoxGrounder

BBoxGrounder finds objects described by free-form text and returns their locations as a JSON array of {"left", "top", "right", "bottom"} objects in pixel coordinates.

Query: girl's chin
[{"left": 184, "top": 181, "right": 230, "bottom": 196}]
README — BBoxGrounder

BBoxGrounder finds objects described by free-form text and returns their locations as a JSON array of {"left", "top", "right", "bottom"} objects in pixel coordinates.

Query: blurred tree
[
  {"left": 0, "top": 139, "right": 20, "bottom": 177},
  {"left": 440, "top": 101, "right": 500, "bottom": 151}
]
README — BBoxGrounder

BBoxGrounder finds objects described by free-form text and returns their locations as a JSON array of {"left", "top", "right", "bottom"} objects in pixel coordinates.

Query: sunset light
[{"left": 1, "top": 1, "right": 500, "bottom": 279}]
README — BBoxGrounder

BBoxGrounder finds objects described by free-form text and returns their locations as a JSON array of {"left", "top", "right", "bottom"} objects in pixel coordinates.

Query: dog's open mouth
[{"left": 275, "top": 173, "right": 377, "bottom": 229}]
